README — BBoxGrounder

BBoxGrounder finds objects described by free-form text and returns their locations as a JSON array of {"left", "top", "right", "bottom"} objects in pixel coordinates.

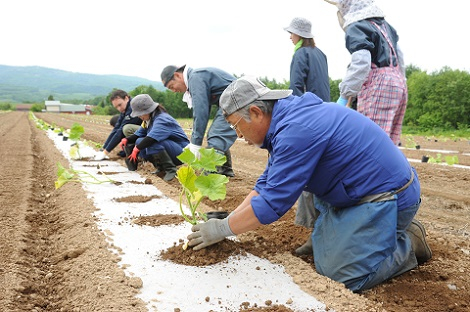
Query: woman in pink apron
[{"left": 325, "top": 0, "right": 407, "bottom": 145}]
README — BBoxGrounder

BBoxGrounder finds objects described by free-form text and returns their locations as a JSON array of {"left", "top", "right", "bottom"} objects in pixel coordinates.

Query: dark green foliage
[
  {"left": 329, "top": 78, "right": 341, "bottom": 101},
  {"left": 0, "top": 102, "right": 14, "bottom": 110},
  {"left": 405, "top": 66, "right": 470, "bottom": 130},
  {"left": 2, "top": 64, "right": 469, "bottom": 131},
  {"left": 93, "top": 86, "right": 192, "bottom": 118},
  {"left": 30, "top": 103, "right": 45, "bottom": 112},
  {"left": 259, "top": 77, "right": 289, "bottom": 90}
]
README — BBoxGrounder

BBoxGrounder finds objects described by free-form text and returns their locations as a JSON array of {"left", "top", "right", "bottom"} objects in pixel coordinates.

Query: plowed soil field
[{"left": 1, "top": 111, "right": 469, "bottom": 312}]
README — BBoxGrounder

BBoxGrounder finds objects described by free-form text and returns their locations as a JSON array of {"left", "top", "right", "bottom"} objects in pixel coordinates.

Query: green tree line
[{"left": 7, "top": 65, "right": 468, "bottom": 132}]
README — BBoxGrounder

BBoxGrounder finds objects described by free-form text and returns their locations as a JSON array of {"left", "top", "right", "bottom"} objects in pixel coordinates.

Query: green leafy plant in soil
[
  {"left": 30, "top": 112, "right": 51, "bottom": 130},
  {"left": 428, "top": 153, "right": 442, "bottom": 164},
  {"left": 68, "top": 123, "right": 86, "bottom": 159},
  {"left": 427, "top": 154, "right": 459, "bottom": 166},
  {"left": 444, "top": 155, "right": 459, "bottom": 165},
  {"left": 55, "top": 162, "right": 117, "bottom": 189},
  {"left": 176, "top": 148, "right": 229, "bottom": 226},
  {"left": 404, "top": 134, "right": 417, "bottom": 148}
]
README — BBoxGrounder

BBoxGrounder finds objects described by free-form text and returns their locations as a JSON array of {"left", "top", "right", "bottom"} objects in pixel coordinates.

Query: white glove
[
  {"left": 185, "top": 143, "right": 201, "bottom": 159},
  {"left": 94, "top": 151, "right": 109, "bottom": 160},
  {"left": 187, "top": 217, "right": 234, "bottom": 251}
]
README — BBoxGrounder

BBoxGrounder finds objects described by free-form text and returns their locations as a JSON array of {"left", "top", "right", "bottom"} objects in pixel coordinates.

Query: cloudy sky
[{"left": 1, "top": 0, "right": 467, "bottom": 83}]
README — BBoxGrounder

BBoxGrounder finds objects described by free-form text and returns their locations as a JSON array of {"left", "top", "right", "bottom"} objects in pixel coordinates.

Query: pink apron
[{"left": 357, "top": 21, "right": 408, "bottom": 145}]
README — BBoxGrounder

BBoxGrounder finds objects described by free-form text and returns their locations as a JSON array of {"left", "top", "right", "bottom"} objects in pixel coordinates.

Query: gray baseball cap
[
  {"left": 161, "top": 65, "right": 185, "bottom": 87},
  {"left": 220, "top": 76, "right": 292, "bottom": 116},
  {"left": 130, "top": 94, "right": 159, "bottom": 117},
  {"left": 284, "top": 17, "right": 314, "bottom": 38}
]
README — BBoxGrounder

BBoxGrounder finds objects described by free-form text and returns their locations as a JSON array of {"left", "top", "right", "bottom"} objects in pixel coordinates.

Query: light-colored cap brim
[{"left": 259, "top": 90, "right": 293, "bottom": 101}]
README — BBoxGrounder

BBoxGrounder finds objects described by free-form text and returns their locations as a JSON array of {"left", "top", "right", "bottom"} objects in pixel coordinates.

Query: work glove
[
  {"left": 94, "top": 151, "right": 109, "bottom": 160},
  {"left": 336, "top": 96, "right": 348, "bottom": 106},
  {"left": 184, "top": 143, "right": 202, "bottom": 159},
  {"left": 128, "top": 146, "right": 140, "bottom": 162},
  {"left": 119, "top": 138, "right": 128, "bottom": 150},
  {"left": 187, "top": 217, "right": 234, "bottom": 251}
]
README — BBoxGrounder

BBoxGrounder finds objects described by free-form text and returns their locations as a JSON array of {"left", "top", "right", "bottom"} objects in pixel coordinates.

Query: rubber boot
[
  {"left": 151, "top": 166, "right": 163, "bottom": 175},
  {"left": 406, "top": 219, "right": 432, "bottom": 264},
  {"left": 124, "top": 144, "right": 138, "bottom": 171},
  {"left": 295, "top": 235, "right": 313, "bottom": 256},
  {"left": 150, "top": 150, "right": 177, "bottom": 181},
  {"left": 216, "top": 150, "right": 235, "bottom": 177}
]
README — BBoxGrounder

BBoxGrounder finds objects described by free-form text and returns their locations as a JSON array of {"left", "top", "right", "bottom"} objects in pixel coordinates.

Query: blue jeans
[
  {"left": 206, "top": 108, "right": 238, "bottom": 152},
  {"left": 312, "top": 196, "right": 420, "bottom": 292}
]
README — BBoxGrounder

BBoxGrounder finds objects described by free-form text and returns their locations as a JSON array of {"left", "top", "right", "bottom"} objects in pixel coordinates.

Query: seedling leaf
[
  {"left": 175, "top": 147, "right": 229, "bottom": 228},
  {"left": 176, "top": 166, "right": 197, "bottom": 194},
  {"left": 177, "top": 148, "right": 197, "bottom": 165},
  {"left": 195, "top": 148, "right": 226, "bottom": 172},
  {"left": 195, "top": 174, "right": 229, "bottom": 201},
  {"left": 69, "top": 123, "right": 84, "bottom": 141}
]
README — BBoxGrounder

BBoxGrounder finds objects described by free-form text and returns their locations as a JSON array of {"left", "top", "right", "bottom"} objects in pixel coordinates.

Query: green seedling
[
  {"left": 404, "top": 135, "right": 417, "bottom": 149},
  {"left": 67, "top": 123, "right": 85, "bottom": 159},
  {"left": 176, "top": 148, "right": 229, "bottom": 226},
  {"left": 444, "top": 155, "right": 459, "bottom": 166},
  {"left": 33, "top": 117, "right": 50, "bottom": 130},
  {"left": 69, "top": 123, "right": 84, "bottom": 140},
  {"left": 428, "top": 153, "right": 442, "bottom": 164},
  {"left": 55, "top": 162, "right": 116, "bottom": 189}
]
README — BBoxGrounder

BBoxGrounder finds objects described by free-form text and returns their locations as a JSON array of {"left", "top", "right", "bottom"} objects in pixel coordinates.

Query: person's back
[
  {"left": 285, "top": 17, "right": 330, "bottom": 101},
  {"left": 325, "top": 0, "right": 407, "bottom": 145},
  {"left": 109, "top": 114, "right": 120, "bottom": 128},
  {"left": 284, "top": 16, "right": 331, "bottom": 256},
  {"left": 161, "top": 65, "right": 238, "bottom": 177},
  {"left": 254, "top": 92, "right": 417, "bottom": 216},
  {"left": 187, "top": 67, "right": 236, "bottom": 102},
  {"left": 290, "top": 46, "right": 330, "bottom": 101}
]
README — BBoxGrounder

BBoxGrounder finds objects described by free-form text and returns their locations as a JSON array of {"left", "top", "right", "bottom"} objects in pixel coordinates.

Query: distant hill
[{"left": 0, "top": 65, "right": 165, "bottom": 103}]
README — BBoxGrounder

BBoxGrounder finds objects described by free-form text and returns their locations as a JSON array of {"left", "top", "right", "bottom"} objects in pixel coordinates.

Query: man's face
[
  {"left": 226, "top": 108, "right": 270, "bottom": 148},
  {"left": 111, "top": 96, "right": 128, "bottom": 113},
  {"left": 164, "top": 72, "right": 187, "bottom": 93}
]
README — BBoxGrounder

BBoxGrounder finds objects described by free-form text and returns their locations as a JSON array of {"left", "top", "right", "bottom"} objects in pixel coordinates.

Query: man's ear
[
  {"left": 249, "top": 105, "right": 263, "bottom": 120},
  {"left": 174, "top": 72, "right": 183, "bottom": 80}
]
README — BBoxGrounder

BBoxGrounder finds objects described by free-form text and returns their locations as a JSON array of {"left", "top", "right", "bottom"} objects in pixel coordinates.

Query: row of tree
[{"left": 16, "top": 65, "right": 470, "bottom": 131}]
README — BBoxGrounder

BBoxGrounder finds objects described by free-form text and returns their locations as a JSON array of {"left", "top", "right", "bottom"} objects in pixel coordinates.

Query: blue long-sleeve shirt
[
  {"left": 103, "top": 99, "right": 141, "bottom": 152},
  {"left": 252, "top": 92, "right": 419, "bottom": 224}
]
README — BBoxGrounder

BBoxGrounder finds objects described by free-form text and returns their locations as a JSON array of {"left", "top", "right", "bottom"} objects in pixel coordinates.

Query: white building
[{"left": 45, "top": 101, "right": 91, "bottom": 114}]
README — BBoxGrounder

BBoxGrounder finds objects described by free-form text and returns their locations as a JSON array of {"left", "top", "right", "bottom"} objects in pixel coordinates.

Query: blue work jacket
[
  {"left": 289, "top": 46, "right": 330, "bottom": 101},
  {"left": 103, "top": 99, "right": 141, "bottom": 152},
  {"left": 186, "top": 67, "right": 235, "bottom": 146},
  {"left": 252, "top": 92, "right": 419, "bottom": 224}
]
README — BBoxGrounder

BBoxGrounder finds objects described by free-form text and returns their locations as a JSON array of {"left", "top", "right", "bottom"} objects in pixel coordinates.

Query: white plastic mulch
[{"left": 46, "top": 129, "right": 329, "bottom": 312}]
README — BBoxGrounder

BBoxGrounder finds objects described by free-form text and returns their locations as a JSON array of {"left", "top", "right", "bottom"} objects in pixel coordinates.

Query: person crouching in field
[
  {"left": 95, "top": 90, "right": 141, "bottom": 160},
  {"left": 120, "top": 94, "right": 189, "bottom": 181},
  {"left": 187, "top": 76, "right": 432, "bottom": 292}
]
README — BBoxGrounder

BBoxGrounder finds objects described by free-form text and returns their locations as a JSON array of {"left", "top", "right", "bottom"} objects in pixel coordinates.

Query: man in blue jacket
[
  {"left": 95, "top": 90, "right": 141, "bottom": 160},
  {"left": 187, "top": 76, "right": 432, "bottom": 292},
  {"left": 161, "top": 65, "right": 238, "bottom": 177}
]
